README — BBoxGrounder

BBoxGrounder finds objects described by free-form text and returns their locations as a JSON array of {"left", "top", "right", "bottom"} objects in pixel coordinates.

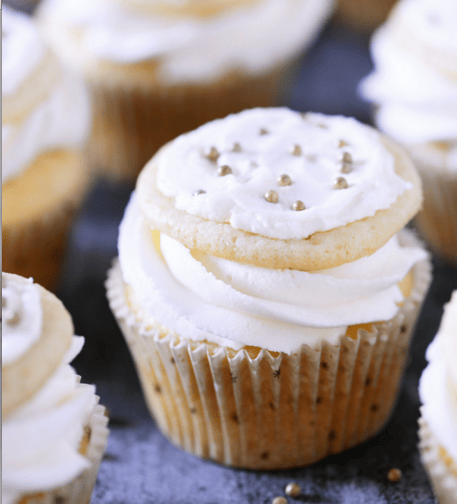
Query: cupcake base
[
  {"left": 2, "top": 149, "right": 91, "bottom": 291},
  {"left": 418, "top": 412, "right": 457, "bottom": 504},
  {"left": 106, "top": 231, "right": 431, "bottom": 469}
]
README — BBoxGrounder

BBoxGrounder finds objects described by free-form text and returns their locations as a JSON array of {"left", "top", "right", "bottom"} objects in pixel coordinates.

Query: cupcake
[
  {"left": 418, "top": 291, "right": 457, "bottom": 504},
  {"left": 359, "top": 0, "right": 457, "bottom": 263},
  {"left": 36, "top": 0, "right": 336, "bottom": 182},
  {"left": 2, "top": 7, "right": 92, "bottom": 290},
  {"left": 106, "top": 107, "right": 431, "bottom": 469},
  {"left": 2, "top": 272, "right": 109, "bottom": 504}
]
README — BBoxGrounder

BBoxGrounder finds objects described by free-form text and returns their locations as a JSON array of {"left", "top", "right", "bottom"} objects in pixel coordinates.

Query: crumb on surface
[{"left": 387, "top": 468, "right": 402, "bottom": 482}]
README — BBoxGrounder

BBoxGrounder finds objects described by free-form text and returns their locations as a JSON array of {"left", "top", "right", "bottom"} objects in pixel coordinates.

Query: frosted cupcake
[
  {"left": 2, "top": 7, "right": 92, "bottom": 290},
  {"left": 106, "top": 107, "right": 431, "bottom": 469},
  {"left": 2, "top": 272, "right": 109, "bottom": 504},
  {"left": 418, "top": 291, "right": 457, "bottom": 504},
  {"left": 360, "top": 0, "right": 457, "bottom": 263},
  {"left": 36, "top": 0, "right": 336, "bottom": 182}
]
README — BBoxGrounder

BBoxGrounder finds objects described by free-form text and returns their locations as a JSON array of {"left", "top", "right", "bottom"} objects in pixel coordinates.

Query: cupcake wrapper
[
  {"left": 14, "top": 399, "right": 109, "bottom": 504},
  {"left": 418, "top": 411, "right": 457, "bottom": 504},
  {"left": 411, "top": 156, "right": 457, "bottom": 265},
  {"left": 89, "top": 62, "right": 297, "bottom": 183},
  {"left": 106, "top": 230, "right": 431, "bottom": 469}
]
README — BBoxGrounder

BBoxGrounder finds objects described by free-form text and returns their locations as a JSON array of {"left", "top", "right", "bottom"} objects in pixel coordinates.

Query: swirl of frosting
[
  {"left": 360, "top": 0, "right": 457, "bottom": 156},
  {"left": 37, "top": 0, "right": 335, "bottom": 83},
  {"left": 118, "top": 193, "right": 427, "bottom": 353},
  {"left": 2, "top": 275, "right": 43, "bottom": 366},
  {"left": 2, "top": 7, "right": 91, "bottom": 184},
  {"left": 155, "top": 108, "right": 412, "bottom": 240},
  {"left": 2, "top": 337, "right": 97, "bottom": 504}
]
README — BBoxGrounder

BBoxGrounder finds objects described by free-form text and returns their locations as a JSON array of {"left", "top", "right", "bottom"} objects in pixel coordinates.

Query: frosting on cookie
[
  {"left": 155, "top": 108, "right": 412, "bottom": 240},
  {"left": 2, "top": 7, "right": 91, "bottom": 184},
  {"left": 37, "top": 0, "right": 335, "bottom": 83},
  {"left": 2, "top": 274, "right": 43, "bottom": 366},
  {"left": 420, "top": 291, "right": 457, "bottom": 464},
  {"left": 2, "top": 337, "right": 97, "bottom": 504},
  {"left": 118, "top": 193, "right": 427, "bottom": 353},
  {"left": 360, "top": 0, "right": 457, "bottom": 167}
]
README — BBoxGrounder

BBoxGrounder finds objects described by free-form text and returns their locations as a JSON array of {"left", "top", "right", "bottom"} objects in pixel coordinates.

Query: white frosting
[
  {"left": 118, "top": 193, "right": 427, "bottom": 353},
  {"left": 2, "top": 275, "right": 43, "bottom": 366},
  {"left": 2, "top": 7, "right": 91, "bottom": 184},
  {"left": 156, "top": 108, "right": 412, "bottom": 240},
  {"left": 37, "top": 0, "right": 335, "bottom": 83},
  {"left": 360, "top": 0, "right": 457, "bottom": 168},
  {"left": 2, "top": 337, "right": 97, "bottom": 504},
  {"left": 419, "top": 291, "right": 457, "bottom": 463}
]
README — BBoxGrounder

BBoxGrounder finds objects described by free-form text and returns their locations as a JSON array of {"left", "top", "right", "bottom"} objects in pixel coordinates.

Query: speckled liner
[
  {"left": 418, "top": 412, "right": 457, "bottom": 504},
  {"left": 411, "top": 156, "right": 457, "bottom": 265},
  {"left": 14, "top": 399, "right": 109, "bottom": 504},
  {"left": 106, "top": 231, "right": 431, "bottom": 469},
  {"left": 89, "top": 62, "right": 296, "bottom": 183}
]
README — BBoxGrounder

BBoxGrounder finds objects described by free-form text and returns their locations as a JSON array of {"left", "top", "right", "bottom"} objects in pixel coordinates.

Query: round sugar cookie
[
  {"left": 2, "top": 273, "right": 73, "bottom": 418},
  {"left": 137, "top": 108, "right": 422, "bottom": 272}
]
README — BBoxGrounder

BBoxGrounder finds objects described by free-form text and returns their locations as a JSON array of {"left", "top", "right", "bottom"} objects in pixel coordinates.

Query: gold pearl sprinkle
[
  {"left": 204, "top": 146, "right": 219, "bottom": 162},
  {"left": 259, "top": 128, "right": 269, "bottom": 135},
  {"left": 232, "top": 142, "right": 242, "bottom": 152},
  {"left": 340, "top": 152, "right": 352, "bottom": 163},
  {"left": 334, "top": 177, "right": 348, "bottom": 189},
  {"left": 291, "top": 200, "right": 306, "bottom": 211},
  {"left": 277, "top": 174, "right": 292, "bottom": 187},
  {"left": 264, "top": 190, "right": 279, "bottom": 203},
  {"left": 193, "top": 189, "right": 206, "bottom": 196},
  {"left": 387, "top": 468, "right": 402, "bottom": 482},
  {"left": 336, "top": 139, "right": 348, "bottom": 148},
  {"left": 289, "top": 144, "right": 302, "bottom": 156},
  {"left": 272, "top": 498, "right": 287, "bottom": 504},
  {"left": 285, "top": 482, "right": 301, "bottom": 497},
  {"left": 340, "top": 162, "right": 353, "bottom": 174},
  {"left": 218, "top": 165, "right": 232, "bottom": 176}
]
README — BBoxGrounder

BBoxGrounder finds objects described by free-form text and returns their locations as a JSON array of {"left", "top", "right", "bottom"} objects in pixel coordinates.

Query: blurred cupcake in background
[
  {"left": 418, "top": 291, "right": 457, "bottom": 504},
  {"left": 2, "top": 272, "right": 109, "bottom": 504},
  {"left": 36, "top": 0, "right": 336, "bottom": 183},
  {"left": 360, "top": 0, "right": 457, "bottom": 264},
  {"left": 2, "top": 7, "right": 93, "bottom": 290}
]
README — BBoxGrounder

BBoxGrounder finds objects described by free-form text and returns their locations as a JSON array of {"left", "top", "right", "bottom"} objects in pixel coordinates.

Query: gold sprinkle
[
  {"left": 387, "top": 468, "right": 402, "bottom": 482},
  {"left": 340, "top": 162, "right": 353, "bottom": 174},
  {"left": 285, "top": 482, "right": 301, "bottom": 497},
  {"left": 334, "top": 177, "right": 348, "bottom": 190},
  {"left": 291, "top": 200, "right": 306, "bottom": 211},
  {"left": 277, "top": 174, "right": 292, "bottom": 187},
  {"left": 264, "top": 190, "right": 279, "bottom": 203},
  {"left": 272, "top": 498, "right": 287, "bottom": 504},
  {"left": 232, "top": 142, "right": 242, "bottom": 152},
  {"left": 289, "top": 144, "right": 302, "bottom": 156},
  {"left": 218, "top": 165, "right": 232, "bottom": 176},
  {"left": 260, "top": 128, "right": 269, "bottom": 135},
  {"left": 193, "top": 189, "right": 206, "bottom": 196},
  {"left": 336, "top": 139, "right": 348, "bottom": 148},
  {"left": 204, "top": 146, "right": 219, "bottom": 162},
  {"left": 316, "top": 123, "right": 328, "bottom": 129}
]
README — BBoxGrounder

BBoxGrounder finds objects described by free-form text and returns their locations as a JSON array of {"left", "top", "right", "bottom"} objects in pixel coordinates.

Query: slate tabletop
[{"left": 7, "top": 3, "right": 456, "bottom": 502}]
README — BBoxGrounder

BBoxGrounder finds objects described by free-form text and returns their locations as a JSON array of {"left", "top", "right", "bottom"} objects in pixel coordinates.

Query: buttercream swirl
[
  {"left": 156, "top": 108, "right": 412, "bottom": 240},
  {"left": 419, "top": 291, "right": 457, "bottom": 463},
  {"left": 2, "top": 337, "right": 97, "bottom": 504},
  {"left": 2, "top": 7, "right": 91, "bottom": 184},
  {"left": 37, "top": 0, "right": 335, "bottom": 83},
  {"left": 118, "top": 194, "right": 427, "bottom": 354},
  {"left": 360, "top": 0, "right": 457, "bottom": 166}
]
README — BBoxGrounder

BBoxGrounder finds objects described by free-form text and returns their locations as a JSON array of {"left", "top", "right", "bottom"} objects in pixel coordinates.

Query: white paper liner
[
  {"left": 418, "top": 411, "right": 457, "bottom": 504},
  {"left": 12, "top": 398, "right": 109, "bottom": 504},
  {"left": 106, "top": 229, "right": 431, "bottom": 469}
]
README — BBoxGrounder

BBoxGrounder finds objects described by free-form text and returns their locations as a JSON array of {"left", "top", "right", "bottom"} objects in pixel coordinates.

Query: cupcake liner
[
  {"left": 2, "top": 152, "right": 91, "bottom": 291},
  {"left": 13, "top": 398, "right": 109, "bottom": 504},
  {"left": 409, "top": 148, "right": 457, "bottom": 265},
  {"left": 89, "top": 61, "right": 296, "bottom": 183},
  {"left": 418, "top": 411, "right": 457, "bottom": 504},
  {"left": 106, "top": 230, "right": 431, "bottom": 469}
]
